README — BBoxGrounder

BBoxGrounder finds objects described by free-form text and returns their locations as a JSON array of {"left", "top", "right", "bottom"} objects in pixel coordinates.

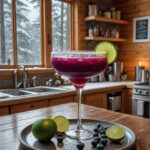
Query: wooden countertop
[
  {"left": 0, "top": 81, "right": 138, "bottom": 107},
  {"left": 0, "top": 103, "right": 150, "bottom": 150}
]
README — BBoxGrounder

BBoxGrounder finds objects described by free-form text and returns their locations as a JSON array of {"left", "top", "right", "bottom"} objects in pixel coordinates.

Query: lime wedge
[
  {"left": 106, "top": 126, "right": 126, "bottom": 142},
  {"left": 95, "top": 41, "right": 117, "bottom": 64},
  {"left": 53, "top": 115, "right": 70, "bottom": 132}
]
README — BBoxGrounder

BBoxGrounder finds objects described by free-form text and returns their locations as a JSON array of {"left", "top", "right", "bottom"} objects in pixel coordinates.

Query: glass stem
[{"left": 76, "top": 88, "right": 83, "bottom": 131}]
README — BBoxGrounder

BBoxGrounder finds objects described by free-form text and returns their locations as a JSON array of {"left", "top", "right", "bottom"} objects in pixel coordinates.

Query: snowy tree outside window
[
  {"left": 52, "top": 0, "right": 71, "bottom": 51},
  {"left": 0, "top": 0, "right": 41, "bottom": 65},
  {"left": 0, "top": 0, "right": 71, "bottom": 66},
  {"left": 16, "top": 0, "right": 41, "bottom": 65},
  {"left": 0, "top": 0, "right": 13, "bottom": 64}
]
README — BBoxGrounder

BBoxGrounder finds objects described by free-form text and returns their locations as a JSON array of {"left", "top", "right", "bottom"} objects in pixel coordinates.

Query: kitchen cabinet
[
  {"left": 10, "top": 100, "right": 49, "bottom": 114},
  {"left": 121, "top": 89, "right": 132, "bottom": 114},
  {"left": 84, "top": 93, "right": 107, "bottom": 109},
  {"left": 0, "top": 107, "right": 9, "bottom": 116},
  {"left": 49, "top": 96, "right": 75, "bottom": 106}
]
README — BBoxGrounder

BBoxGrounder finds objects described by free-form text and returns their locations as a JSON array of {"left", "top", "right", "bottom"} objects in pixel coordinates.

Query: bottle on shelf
[
  {"left": 104, "top": 9, "right": 111, "bottom": 18},
  {"left": 116, "top": 11, "right": 121, "bottom": 20},
  {"left": 111, "top": 7, "right": 117, "bottom": 19},
  {"left": 111, "top": 27, "right": 120, "bottom": 38},
  {"left": 88, "top": 0, "right": 97, "bottom": 16},
  {"left": 88, "top": 24, "right": 94, "bottom": 36},
  {"left": 93, "top": 25, "right": 99, "bottom": 36}
]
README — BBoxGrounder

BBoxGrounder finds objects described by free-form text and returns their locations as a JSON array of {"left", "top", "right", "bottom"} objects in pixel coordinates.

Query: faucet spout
[{"left": 14, "top": 65, "right": 28, "bottom": 89}]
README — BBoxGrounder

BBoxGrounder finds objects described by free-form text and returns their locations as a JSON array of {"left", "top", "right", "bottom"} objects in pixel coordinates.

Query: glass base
[{"left": 66, "top": 127, "right": 93, "bottom": 140}]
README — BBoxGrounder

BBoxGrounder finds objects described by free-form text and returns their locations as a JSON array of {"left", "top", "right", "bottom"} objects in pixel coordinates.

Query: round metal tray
[{"left": 19, "top": 119, "right": 136, "bottom": 150}]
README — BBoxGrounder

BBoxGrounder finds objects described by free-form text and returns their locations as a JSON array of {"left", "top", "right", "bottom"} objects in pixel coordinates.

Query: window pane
[
  {"left": 16, "top": 0, "right": 41, "bottom": 65},
  {"left": 0, "top": 0, "right": 13, "bottom": 64},
  {"left": 52, "top": 0, "right": 71, "bottom": 51}
]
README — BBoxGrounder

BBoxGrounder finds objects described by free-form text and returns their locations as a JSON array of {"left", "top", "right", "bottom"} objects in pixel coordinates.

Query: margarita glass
[{"left": 51, "top": 51, "right": 107, "bottom": 140}]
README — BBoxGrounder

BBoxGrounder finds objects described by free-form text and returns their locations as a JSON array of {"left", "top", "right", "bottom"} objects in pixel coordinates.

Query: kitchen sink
[
  {"left": 1, "top": 89, "right": 34, "bottom": 96},
  {"left": 25, "top": 86, "right": 67, "bottom": 93},
  {"left": 0, "top": 86, "right": 69, "bottom": 98}
]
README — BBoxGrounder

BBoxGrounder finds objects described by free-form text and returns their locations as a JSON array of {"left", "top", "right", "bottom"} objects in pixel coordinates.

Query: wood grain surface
[
  {"left": 116, "top": 0, "right": 150, "bottom": 80},
  {"left": 0, "top": 102, "right": 150, "bottom": 150}
]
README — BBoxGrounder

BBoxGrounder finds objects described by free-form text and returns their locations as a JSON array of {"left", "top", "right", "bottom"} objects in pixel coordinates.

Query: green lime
[
  {"left": 53, "top": 115, "right": 70, "bottom": 132},
  {"left": 32, "top": 118, "right": 57, "bottom": 141},
  {"left": 106, "top": 126, "right": 126, "bottom": 142},
  {"left": 95, "top": 41, "right": 117, "bottom": 64}
]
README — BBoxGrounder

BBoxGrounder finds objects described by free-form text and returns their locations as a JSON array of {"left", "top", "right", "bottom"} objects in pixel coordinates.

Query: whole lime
[{"left": 32, "top": 118, "right": 57, "bottom": 141}]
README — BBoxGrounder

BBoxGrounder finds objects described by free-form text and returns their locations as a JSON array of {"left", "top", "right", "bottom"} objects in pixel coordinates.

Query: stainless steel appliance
[
  {"left": 113, "top": 61, "right": 122, "bottom": 81},
  {"left": 132, "top": 82, "right": 150, "bottom": 118},
  {"left": 108, "top": 93, "right": 121, "bottom": 111}
]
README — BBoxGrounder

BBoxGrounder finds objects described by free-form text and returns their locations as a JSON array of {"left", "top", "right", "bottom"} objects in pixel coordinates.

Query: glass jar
[
  {"left": 116, "top": 11, "right": 121, "bottom": 20},
  {"left": 111, "top": 7, "right": 116, "bottom": 19}
]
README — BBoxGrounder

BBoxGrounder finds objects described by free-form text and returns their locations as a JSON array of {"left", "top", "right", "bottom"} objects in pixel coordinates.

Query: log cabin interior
[{"left": 0, "top": 0, "right": 150, "bottom": 149}]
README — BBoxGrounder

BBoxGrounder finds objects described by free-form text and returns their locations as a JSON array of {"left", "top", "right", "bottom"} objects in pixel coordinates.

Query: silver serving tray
[{"left": 19, "top": 119, "right": 136, "bottom": 150}]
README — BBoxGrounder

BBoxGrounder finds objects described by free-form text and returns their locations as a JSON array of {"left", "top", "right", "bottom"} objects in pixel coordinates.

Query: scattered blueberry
[
  {"left": 77, "top": 142, "right": 85, "bottom": 150},
  {"left": 101, "top": 138, "right": 107, "bottom": 146},
  {"left": 56, "top": 132, "right": 64, "bottom": 137},
  {"left": 56, "top": 136, "right": 64, "bottom": 143},
  {"left": 97, "top": 143, "right": 104, "bottom": 150},
  {"left": 94, "top": 127, "right": 99, "bottom": 133},
  {"left": 94, "top": 137, "right": 101, "bottom": 143},
  {"left": 104, "top": 126, "right": 109, "bottom": 130},
  {"left": 93, "top": 132, "right": 99, "bottom": 137},
  {"left": 98, "top": 126, "right": 104, "bottom": 132},
  {"left": 97, "top": 122, "right": 101, "bottom": 128},
  {"left": 100, "top": 129, "right": 106, "bottom": 135},
  {"left": 101, "top": 134, "right": 107, "bottom": 139},
  {"left": 91, "top": 139, "right": 98, "bottom": 147}
]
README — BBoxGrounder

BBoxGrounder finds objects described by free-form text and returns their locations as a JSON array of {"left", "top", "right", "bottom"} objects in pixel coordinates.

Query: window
[
  {"left": 0, "top": 0, "right": 41, "bottom": 66},
  {"left": 52, "top": 0, "right": 71, "bottom": 51},
  {"left": 0, "top": 0, "right": 13, "bottom": 64},
  {"left": 0, "top": 0, "right": 73, "bottom": 68},
  {"left": 16, "top": 0, "right": 41, "bottom": 65}
]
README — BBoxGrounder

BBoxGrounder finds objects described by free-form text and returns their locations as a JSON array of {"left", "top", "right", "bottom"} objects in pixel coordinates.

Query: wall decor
[{"left": 133, "top": 16, "right": 150, "bottom": 42}]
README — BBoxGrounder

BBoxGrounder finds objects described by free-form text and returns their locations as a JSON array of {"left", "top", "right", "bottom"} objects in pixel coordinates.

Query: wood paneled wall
[{"left": 116, "top": 0, "right": 150, "bottom": 80}]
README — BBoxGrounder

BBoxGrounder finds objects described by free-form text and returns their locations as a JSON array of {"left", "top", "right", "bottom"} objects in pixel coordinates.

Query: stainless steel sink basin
[
  {"left": 1, "top": 89, "right": 34, "bottom": 96},
  {"left": 25, "top": 86, "right": 67, "bottom": 93},
  {"left": 0, "top": 86, "right": 69, "bottom": 98}
]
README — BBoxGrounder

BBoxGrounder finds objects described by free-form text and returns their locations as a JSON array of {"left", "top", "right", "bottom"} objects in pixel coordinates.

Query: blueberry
[
  {"left": 57, "top": 132, "right": 64, "bottom": 137},
  {"left": 56, "top": 136, "right": 64, "bottom": 143},
  {"left": 77, "top": 142, "right": 84, "bottom": 150},
  {"left": 93, "top": 132, "right": 98, "bottom": 137},
  {"left": 94, "top": 127, "right": 99, "bottom": 133},
  {"left": 104, "top": 126, "right": 109, "bottom": 130},
  {"left": 101, "top": 138, "right": 107, "bottom": 146},
  {"left": 91, "top": 139, "right": 98, "bottom": 147},
  {"left": 97, "top": 144, "right": 104, "bottom": 150},
  {"left": 98, "top": 126, "right": 104, "bottom": 132},
  {"left": 100, "top": 130, "right": 106, "bottom": 135},
  {"left": 97, "top": 122, "right": 101, "bottom": 128},
  {"left": 101, "top": 134, "right": 107, "bottom": 139},
  {"left": 95, "top": 137, "right": 101, "bottom": 142}
]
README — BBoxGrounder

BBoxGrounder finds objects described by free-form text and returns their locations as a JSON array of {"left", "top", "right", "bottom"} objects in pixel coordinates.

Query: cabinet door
[
  {"left": 11, "top": 100, "right": 49, "bottom": 114},
  {"left": 49, "top": 96, "right": 74, "bottom": 106},
  {"left": 121, "top": 89, "right": 132, "bottom": 114},
  {"left": 0, "top": 107, "right": 9, "bottom": 116},
  {"left": 84, "top": 93, "right": 107, "bottom": 109}
]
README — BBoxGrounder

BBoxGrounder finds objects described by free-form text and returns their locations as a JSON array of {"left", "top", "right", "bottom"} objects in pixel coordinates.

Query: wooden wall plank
[{"left": 117, "top": 0, "right": 150, "bottom": 80}]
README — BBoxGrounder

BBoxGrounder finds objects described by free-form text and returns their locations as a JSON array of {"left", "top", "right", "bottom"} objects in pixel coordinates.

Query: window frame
[{"left": 0, "top": 0, "right": 74, "bottom": 69}]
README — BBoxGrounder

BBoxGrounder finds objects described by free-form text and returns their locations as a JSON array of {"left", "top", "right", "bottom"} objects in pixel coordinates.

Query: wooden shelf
[
  {"left": 85, "top": 16, "right": 129, "bottom": 25},
  {"left": 85, "top": 36, "right": 126, "bottom": 42}
]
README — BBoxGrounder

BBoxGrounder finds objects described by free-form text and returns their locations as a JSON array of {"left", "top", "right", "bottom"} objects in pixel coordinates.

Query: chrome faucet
[
  {"left": 14, "top": 65, "right": 28, "bottom": 89},
  {"left": 32, "top": 76, "right": 37, "bottom": 87}
]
